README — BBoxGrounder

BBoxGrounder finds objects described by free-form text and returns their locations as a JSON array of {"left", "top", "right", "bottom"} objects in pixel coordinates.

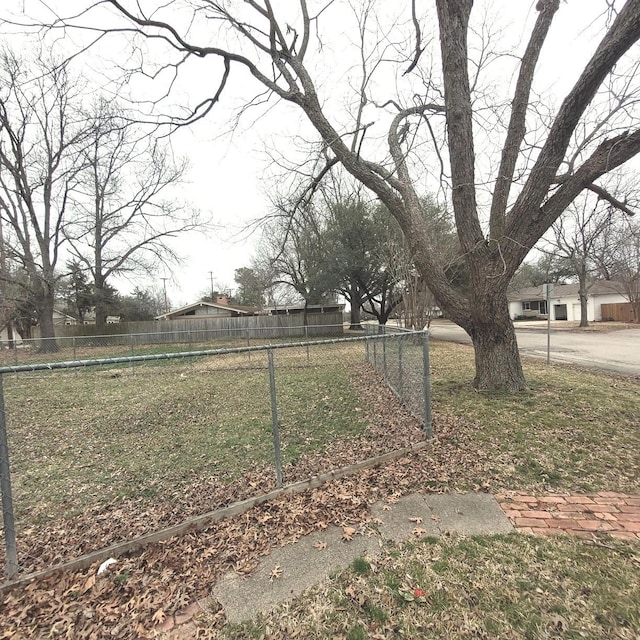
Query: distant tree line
[
  {"left": 0, "top": 51, "right": 204, "bottom": 351},
  {"left": 234, "top": 183, "right": 463, "bottom": 329},
  {"left": 3, "top": 256, "right": 169, "bottom": 341}
]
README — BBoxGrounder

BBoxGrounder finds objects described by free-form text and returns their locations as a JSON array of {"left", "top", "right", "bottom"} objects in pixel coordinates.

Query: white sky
[{"left": 1, "top": 0, "right": 637, "bottom": 307}]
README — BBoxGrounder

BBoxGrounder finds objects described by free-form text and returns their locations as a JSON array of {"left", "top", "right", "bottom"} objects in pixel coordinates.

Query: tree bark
[
  {"left": 6, "top": 322, "right": 14, "bottom": 350},
  {"left": 38, "top": 288, "right": 58, "bottom": 353},
  {"left": 578, "top": 271, "right": 589, "bottom": 327},
  {"left": 468, "top": 290, "right": 526, "bottom": 391},
  {"left": 94, "top": 278, "right": 107, "bottom": 334},
  {"left": 347, "top": 282, "right": 364, "bottom": 330}
]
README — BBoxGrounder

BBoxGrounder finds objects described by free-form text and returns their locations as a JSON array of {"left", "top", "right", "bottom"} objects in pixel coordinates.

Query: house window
[{"left": 523, "top": 300, "right": 547, "bottom": 314}]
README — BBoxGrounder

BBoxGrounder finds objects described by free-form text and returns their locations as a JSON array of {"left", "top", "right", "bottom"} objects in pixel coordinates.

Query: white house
[{"left": 508, "top": 281, "right": 629, "bottom": 322}]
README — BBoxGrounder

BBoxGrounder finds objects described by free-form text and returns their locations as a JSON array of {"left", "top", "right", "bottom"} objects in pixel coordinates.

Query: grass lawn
[
  {"left": 4, "top": 343, "right": 369, "bottom": 525},
  {"left": 1, "top": 339, "right": 639, "bottom": 638},
  {"left": 429, "top": 341, "right": 639, "bottom": 493},
  {"left": 217, "top": 534, "right": 640, "bottom": 639},
  {"left": 206, "top": 342, "right": 640, "bottom": 639}
]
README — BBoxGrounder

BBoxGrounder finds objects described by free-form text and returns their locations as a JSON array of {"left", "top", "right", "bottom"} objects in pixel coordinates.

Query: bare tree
[
  {"left": 547, "top": 192, "right": 620, "bottom": 327},
  {"left": 0, "top": 51, "right": 90, "bottom": 352},
  {"left": 65, "top": 100, "right": 202, "bottom": 332},
  {"left": 37, "top": 0, "right": 640, "bottom": 388},
  {"left": 600, "top": 216, "right": 640, "bottom": 322},
  {"left": 258, "top": 205, "right": 334, "bottom": 322},
  {"left": 396, "top": 270, "right": 440, "bottom": 330}
]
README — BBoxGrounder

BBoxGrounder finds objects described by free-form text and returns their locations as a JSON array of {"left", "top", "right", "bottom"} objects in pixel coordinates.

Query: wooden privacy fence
[
  {"left": 42, "top": 312, "right": 344, "bottom": 344},
  {"left": 601, "top": 303, "right": 637, "bottom": 323}
]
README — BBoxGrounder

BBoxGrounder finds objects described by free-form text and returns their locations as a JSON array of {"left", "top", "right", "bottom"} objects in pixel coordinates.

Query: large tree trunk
[
  {"left": 94, "top": 290, "right": 107, "bottom": 333},
  {"left": 349, "top": 302, "right": 363, "bottom": 330},
  {"left": 347, "top": 282, "right": 364, "bottom": 330},
  {"left": 38, "top": 290, "right": 58, "bottom": 353},
  {"left": 578, "top": 271, "right": 589, "bottom": 327},
  {"left": 467, "top": 291, "right": 527, "bottom": 392},
  {"left": 578, "top": 293, "right": 589, "bottom": 327}
]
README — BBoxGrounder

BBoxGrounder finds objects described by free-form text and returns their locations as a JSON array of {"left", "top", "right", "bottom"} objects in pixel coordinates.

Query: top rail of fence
[
  {"left": 0, "top": 330, "right": 425, "bottom": 375},
  {"left": 11, "top": 322, "right": 346, "bottom": 345}
]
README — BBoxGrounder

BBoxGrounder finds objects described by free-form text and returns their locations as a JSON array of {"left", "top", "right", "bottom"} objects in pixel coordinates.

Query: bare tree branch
[
  {"left": 587, "top": 181, "right": 636, "bottom": 216},
  {"left": 489, "top": 0, "right": 560, "bottom": 239},
  {"left": 403, "top": 0, "right": 424, "bottom": 76}
]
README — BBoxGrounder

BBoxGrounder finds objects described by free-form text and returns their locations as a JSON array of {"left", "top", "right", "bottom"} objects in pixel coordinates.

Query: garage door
[{"left": 554, "top": 304, "right": 567, "bottom": 320}]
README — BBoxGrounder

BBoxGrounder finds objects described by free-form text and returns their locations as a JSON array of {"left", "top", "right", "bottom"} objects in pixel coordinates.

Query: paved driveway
[{"left": 429, "top": 322, "right": 640, "bottom": 376}]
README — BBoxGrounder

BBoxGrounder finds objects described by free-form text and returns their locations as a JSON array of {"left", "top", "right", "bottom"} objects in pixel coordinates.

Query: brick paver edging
[{"left": 497, "top": 491, "right": 640, "bottom": 541}]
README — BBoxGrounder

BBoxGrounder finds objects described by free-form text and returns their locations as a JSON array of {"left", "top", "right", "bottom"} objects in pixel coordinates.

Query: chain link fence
[
  {"left": 365, "top": 325, "right": 432, "bottom": 432},
  {"left": 0, "top": 329, "right": 431, "bottom": 581},
  {"left": 0, "top": 323, "right": 345, "bottom": 368}
]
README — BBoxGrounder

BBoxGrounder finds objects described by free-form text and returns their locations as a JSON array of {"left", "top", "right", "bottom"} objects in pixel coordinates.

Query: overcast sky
[{"left": 1, "top": 0, "right": 637, "bottom": 308}]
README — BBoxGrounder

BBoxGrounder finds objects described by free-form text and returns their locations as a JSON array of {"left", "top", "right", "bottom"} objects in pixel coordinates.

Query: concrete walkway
[
  {"left": 157, "top": 491, "right": 640, "bottom": 636},
  {"left": 212, "top": 492, "right": 511, "bottom": 623},
  {"left": 158, "top": 493, "right": 512, "bottom": 635}
]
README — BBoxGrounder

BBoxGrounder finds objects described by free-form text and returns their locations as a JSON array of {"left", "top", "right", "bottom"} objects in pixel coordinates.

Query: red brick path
[{"left": 497, "top": 491, "right": 640, "bottom": 541}]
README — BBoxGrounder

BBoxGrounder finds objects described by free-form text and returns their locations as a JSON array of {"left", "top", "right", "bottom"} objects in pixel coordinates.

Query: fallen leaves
[
  {"left": 312, "top": 541, "right": 327, "bottom": 550},
  {"left": 342, "top": 526, "right": 358, "bottom": 541},
  {"left": 0, "top": 361, "right": 436, "bottom": 638},
  {"left": 7, "top": 353, "right": 630, "bottom": 638},
  {"left": 269, "top": 565, "right": 283, "bottom": 582},
  {"left": 81, "top": 574, "right": 96, "bottom": 594},
  {"left": 151, "top": 608, "right": 166, "bottom": 625}
]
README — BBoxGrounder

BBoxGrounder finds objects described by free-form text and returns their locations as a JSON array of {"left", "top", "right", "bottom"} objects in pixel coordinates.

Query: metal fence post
[
  {"left": 382, "top": 325, "right": 388, "bottom": 381},
  {"left": 0, "top": 374, "right": 18, "bottom": 578},
  {"left": 398, "top": 335, "right": 404, "bottom": 402},
  {"left": 422, "top": 331, "right": 433, "bottom": 437},
  {"left": 267, "top": 349, "right": 283, "bottom": 488}
]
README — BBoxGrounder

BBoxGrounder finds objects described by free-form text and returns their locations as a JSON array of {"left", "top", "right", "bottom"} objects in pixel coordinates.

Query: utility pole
[
  {"left": 160, "top": 277, "right": 169, "bottom": 313},
  {"left": 209, "top": 271, "right": 214, "bottom": 302}
]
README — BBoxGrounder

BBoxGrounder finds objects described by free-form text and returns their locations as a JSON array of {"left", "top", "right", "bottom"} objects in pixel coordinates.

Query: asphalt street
[{"left": 429, "top": 321, "right": 640, "bottom": 376}]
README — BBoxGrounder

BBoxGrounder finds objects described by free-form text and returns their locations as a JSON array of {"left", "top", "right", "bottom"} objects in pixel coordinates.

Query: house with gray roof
[{"left": 508, "top": 281, "right": 629, "bottom": 322}]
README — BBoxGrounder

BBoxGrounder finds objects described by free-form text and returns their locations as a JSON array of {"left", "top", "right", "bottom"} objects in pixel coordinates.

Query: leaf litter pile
[{"left": 2, "top": 342, "right": 639, "bottom": 638}]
